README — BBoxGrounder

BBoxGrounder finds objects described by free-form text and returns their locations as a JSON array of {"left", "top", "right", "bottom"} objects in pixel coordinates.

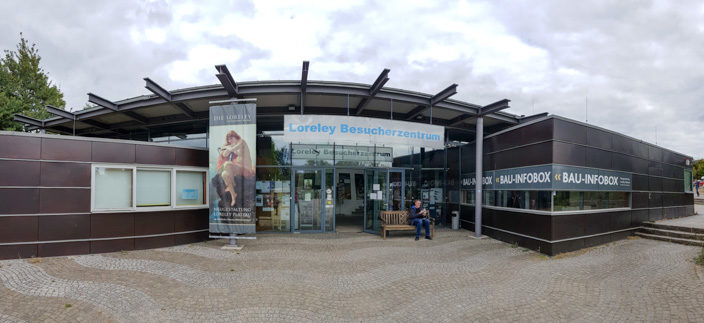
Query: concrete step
[
  {"left": 639, "top": 227, "right": 704, "bottom": 241},
  {"left": 694, "top": 199, "right": 704, "bottom": 205},
  {"left": 635, "top": 232, "right": 704, "bottom": 247},
  {"left": 642, "top": 222, "right": 704, "bottom": 234}
]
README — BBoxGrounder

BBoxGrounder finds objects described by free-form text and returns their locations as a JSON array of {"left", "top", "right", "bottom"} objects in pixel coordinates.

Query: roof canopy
[{"left": 14, "top": 61, "right": 541, "bottom": 142}]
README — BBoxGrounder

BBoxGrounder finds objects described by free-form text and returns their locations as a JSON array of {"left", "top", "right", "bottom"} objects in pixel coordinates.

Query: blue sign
[
  {"left": 182, "top": 189, "right": 198, "bottom": 200},
  {"left": 462, "top": 164, "right": 632, "bottom": 191}
]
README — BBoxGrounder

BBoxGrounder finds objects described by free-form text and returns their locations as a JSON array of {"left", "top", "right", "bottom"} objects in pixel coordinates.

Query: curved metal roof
[{"left": 14, "top": 62, "right": 533, "bottom": 142}]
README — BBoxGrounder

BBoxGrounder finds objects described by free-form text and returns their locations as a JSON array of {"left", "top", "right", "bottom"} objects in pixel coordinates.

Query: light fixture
[{"left": 288, "top": 105, "right": 296, "bottom": 111}]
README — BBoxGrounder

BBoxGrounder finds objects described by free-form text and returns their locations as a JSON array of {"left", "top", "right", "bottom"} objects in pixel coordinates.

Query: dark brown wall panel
[
  {"left": 175, "top": 148, "right": 208, "bottom": 167},
  {"left": 134, "top": 235, "right": 174, "bottom": 250},
  {"left": 0, "top": 245, "right": 37, "bottom": 259},
  {"left": 551, "top": 214, "right": 584, "bottom": 240},
  {"left": 553, "top": 141, "right": 586, "bottom": 167},
  {"left": 38, "top": 241, "right": 90, "bottom": 257},
  {"left": 90, "top": 239, "right": 135, "bottom": 254},
  {"left": 0, "top": 160, "right": 40, "bottom": 186},
  {"left": 583, "top": 212, "right": 611, "bottom": 236},
  {"left": 0, "top": 135, "right": 41, "bottom": 159},
  {"left": 40, "top": 162, "right": 91, "bottom": 187},
  {"left": 38, "top": 214, "right": 90, "bottom": 241},
  {"left": 134, "top": 212, "right": 175, "bottom": 236},
  {"left": 91, "top": 213, "right": 135, "bottom": 238},
  {"left": 0, "top": 188, "right": 39, "bottom": 214},
  {"left": 136, "top": 145, "right": 175, "bottom": 165},
  {"left": 173, "top": 209, "right": 208, "bottom": 232},
  {"left": 553, "top": 119, "right": 587, "bottom": 145},
  {"left": 92, "top": 141, "right": 135, "bottom": 163},
  {"left": 174, "top": 232, "right": 205, "bottom": 245},
  {"left": 39, "top": 188, "right": 90, "bottom": 213},
  {"left": 41, "top": 138, "right": 92, "bottom": 161},
  {"left": 0, "top": 216, "right": 37, "bottom": 243}
]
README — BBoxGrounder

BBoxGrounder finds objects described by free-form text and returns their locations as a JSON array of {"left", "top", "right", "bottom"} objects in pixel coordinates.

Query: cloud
[{"left": 0, "top": 0, "right": 701, "bottom": 157}]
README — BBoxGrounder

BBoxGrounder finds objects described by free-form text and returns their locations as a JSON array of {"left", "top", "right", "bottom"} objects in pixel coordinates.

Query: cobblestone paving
[{"left": 1, "top": 229, "right": 703, "bottom": 322}]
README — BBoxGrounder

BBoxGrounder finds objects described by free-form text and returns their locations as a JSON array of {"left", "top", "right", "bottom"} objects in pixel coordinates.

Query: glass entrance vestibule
[
  {"left": 286, "top": 167, "right": 408, "bottom": 233},
  {"left": 255, "top": 134, "right": 450, "bottom": 234}
]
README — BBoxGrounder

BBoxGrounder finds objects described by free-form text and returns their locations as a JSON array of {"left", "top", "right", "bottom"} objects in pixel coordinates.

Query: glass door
[
  {"left": 389, "top": 169, "right": 405, "bottom": 211},
  {"left": 293, "top": 168, "right": 324, "bottom": 232},
  {"left": 364, "top": 169, "right": 387, "bottom": 233}
]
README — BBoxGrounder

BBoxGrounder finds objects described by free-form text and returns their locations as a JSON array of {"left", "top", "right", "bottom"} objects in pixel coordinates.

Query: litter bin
[{"left": 451, "top": 211, "right": 459, "bottom": 230}]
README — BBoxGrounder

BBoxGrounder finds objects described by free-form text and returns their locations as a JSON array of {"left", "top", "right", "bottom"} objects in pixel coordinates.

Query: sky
[{"left": 1, "top": 0, "right": 703, "bottom": 157}]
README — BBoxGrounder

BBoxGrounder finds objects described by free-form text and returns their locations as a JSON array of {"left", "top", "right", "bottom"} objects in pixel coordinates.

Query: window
[
  {"left": 461, "top": 190, "right": 475, "bottom": 205},
  {"left": 492, "top": 190, "right": 551, "bottom": 211},
  {"left": 684, "top": 169, "right": 693, "bottom": 192},
  {"left": 92, "top": 165, "right": 207, "bottom": 212},
  {"left": 175, "top": 170, "right": 206, "bottom": 206},
  {"left": 93, "top": 166, "right": 133, "bottom": 210},
  {"left": 136, "top": 169, "right": 171, "bottom": 207},
  {"left": 554, "top": 191, "right": 630, "bottom": 212}
]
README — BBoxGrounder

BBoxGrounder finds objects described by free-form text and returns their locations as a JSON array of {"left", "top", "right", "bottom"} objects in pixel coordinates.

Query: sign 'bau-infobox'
[
  {"left": 284, "top": 115, "right": 445, "bottom": 149},
  {"left": 462, "top": 164, "right": 633, "bottom": 191}
]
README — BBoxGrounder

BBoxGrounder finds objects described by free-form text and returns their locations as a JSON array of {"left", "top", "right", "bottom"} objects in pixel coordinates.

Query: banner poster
[{"left": 208, "top": 103, "right": 257, "bottom": 236}]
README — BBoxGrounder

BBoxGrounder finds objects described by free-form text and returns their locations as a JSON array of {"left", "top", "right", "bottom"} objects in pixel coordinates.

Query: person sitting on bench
[{"left": 409, "top": 199, "right": 432, "bottom": 241}]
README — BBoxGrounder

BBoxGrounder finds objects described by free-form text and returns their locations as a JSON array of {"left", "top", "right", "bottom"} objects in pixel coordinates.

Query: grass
[
  {"left": 65, "top": 304, "right": 72, "bottom": 309},
  {"left": 511, "top": 242, "right": 519, "bottom": 248},
  {"left": 695, "top": 247, "right": 704, "bottom": 266}
]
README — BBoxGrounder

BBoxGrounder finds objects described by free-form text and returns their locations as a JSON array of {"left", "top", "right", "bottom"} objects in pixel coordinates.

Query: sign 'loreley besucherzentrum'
[
  {"left": 209, "top": 103, "right": 257, "bottom": 236},
  {"left": 284, "top": 115, "right": 445, "bottom": 149}
]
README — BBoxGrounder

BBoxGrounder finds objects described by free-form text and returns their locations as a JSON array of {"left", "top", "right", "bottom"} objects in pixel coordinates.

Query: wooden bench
[{"left": 379, "top": 210, "right": 434, "bottom": 240}]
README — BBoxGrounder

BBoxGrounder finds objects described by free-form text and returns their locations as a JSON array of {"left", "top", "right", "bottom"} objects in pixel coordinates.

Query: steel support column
[{"left": 474, "top": 115, "right": 483, "bottom": 237}]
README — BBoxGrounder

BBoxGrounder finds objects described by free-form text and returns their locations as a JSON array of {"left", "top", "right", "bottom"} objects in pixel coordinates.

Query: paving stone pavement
[{"left": 0, "top": 229, "right": 703, "bottom": 322}]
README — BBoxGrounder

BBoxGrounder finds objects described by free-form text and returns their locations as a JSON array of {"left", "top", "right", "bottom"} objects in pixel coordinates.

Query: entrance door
[
  {"left": 334, "top": 169, "right": 365, "bottom": 232},
  {"left": 364, "top": 169, "right": 385, "bottom": 233},
  {"left": 293, "top": 168, "right": 333, "bottom": 232},
  {"left": 389, "top": 170, "right": 405, "bottom": 211},
  {"left": 363, "top": 168, "right": 407, "bottom": 234}
]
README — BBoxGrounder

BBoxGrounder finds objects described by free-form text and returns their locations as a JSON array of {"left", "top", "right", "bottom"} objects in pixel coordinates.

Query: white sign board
[{"left": 284, "top": 115, "right": 445, "bottom": 149}]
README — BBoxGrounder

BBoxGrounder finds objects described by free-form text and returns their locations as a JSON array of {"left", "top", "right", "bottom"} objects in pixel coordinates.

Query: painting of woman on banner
[{"left": 210, "top": 128, "right": 256, "bottom": 214}]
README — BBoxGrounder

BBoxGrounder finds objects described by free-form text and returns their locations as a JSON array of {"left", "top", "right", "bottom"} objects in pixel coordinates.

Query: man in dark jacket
[{"left": 409, "top": 199, "right": 431, "bottom": 241}]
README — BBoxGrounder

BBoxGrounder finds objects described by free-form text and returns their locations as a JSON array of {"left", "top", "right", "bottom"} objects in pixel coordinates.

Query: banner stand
[{"left": 221, "top": 233, "right": 244, "bottom": 251}]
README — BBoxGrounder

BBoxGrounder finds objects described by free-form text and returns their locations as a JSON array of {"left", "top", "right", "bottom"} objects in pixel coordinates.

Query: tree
[
  {"left": 694, "top": 159, "right": 704, "bottom": 181},
  {"left": 0, "top": 33, "right": 65, "bottom": 131}
]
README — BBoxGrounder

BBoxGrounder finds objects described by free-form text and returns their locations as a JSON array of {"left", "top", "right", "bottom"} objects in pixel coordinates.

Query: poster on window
[{"left": 208, "top": 102, "right": 257, "bottom": 236}]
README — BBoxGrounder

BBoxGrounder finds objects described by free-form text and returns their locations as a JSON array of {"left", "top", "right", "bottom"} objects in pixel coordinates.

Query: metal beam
[
  {"left": 80, "top": 119, "right": 111, "bottom": 130},
  {"left": 300, "top": 61, "right": 309, "bottom": 111},
  {"left": 369, "top": 68, "right": 390, "bottom": 96},
  {"left": 144, "top": 77, "right": 195, "bottom": 118},
  {"left": 215, "top": 64, "right": 238, "bottom": 96},
  {"left": 88, "top": 93, "right": 148, "bottom": 124},
  {"left": 479, "top": 99, "right": 510, "bottom": 116},
  {"left": 354, "top": 68, "right": 390, "bottom": 115},
  {"left": 144, "top": 77, "right": 172, "bottom": 101},
  {"left": 172, "top": 102, "right": 196, "bottom": 118},
  {"left": 45, "top": 105, "right": 75, "bottom": 120},
  {"left": 123, "top": 111, "right": 148, "bottom": 124},
  {"left": 13, "top": 114, "right": 43, "bottom": 127},
  {"left": 447, "top": 113, "right": 473, "bottom": 127},
  {"left": 404, "top": 105, "right": 427, "bottom": 120},
  {"left": 88, "top": 93, "right": 118, "bottom": 111},
  {"left": 430, "top": 84, "right": 458, "bottom": 106}
]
